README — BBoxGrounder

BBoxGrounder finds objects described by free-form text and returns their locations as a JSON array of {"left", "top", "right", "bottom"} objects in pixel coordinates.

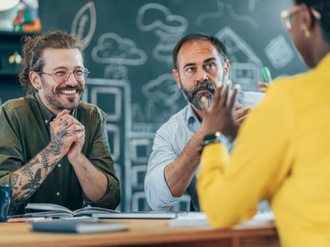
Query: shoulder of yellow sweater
[{"left": 269, "top": 70, "right": 313, "bottom": 92}]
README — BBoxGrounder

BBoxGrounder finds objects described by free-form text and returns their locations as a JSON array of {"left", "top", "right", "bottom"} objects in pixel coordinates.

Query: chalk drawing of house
[{"left": 216, "top": 27, "right": 262, "bottom": 91}]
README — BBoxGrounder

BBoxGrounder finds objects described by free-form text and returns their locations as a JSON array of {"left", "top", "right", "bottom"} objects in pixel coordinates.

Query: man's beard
[
  {"left": 181, "top": 81, "right": 216, "bottom": 110},
  {"left": 41, "top": 78, "right": 84, "bottom": 111}
]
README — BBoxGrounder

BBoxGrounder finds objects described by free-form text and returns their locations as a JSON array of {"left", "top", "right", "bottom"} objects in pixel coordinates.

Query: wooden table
[{"left": 0, "top": 219, "right": 280, "bottom": 247}]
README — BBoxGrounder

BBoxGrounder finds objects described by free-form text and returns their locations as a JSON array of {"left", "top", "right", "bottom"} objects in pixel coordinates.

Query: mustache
[
  {"left": 56, "top": 86, "right": 84, "bottom": 93},
  {"left": 191, "top": 81, "right": 216, "bottom": 97}
]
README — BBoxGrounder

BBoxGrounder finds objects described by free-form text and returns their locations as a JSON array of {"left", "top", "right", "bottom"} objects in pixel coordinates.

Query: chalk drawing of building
[
  {"left": 216, "top": 27, "right": 262, "bottom": 91},
  {"left": 82, "top": 78, "right": 132, "bottom": 211}
]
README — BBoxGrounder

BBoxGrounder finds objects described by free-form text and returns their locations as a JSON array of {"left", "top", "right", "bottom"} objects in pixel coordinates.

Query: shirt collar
[{"left": 186, "top": 103, "right": 201, "bottom": 132}]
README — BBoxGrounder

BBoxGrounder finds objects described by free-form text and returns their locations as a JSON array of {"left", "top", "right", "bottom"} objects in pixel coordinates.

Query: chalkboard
[{"left": 1, "top": 0, "right": 308, "bottom": 211}]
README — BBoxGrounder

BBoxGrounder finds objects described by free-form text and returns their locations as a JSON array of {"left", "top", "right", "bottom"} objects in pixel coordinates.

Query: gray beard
[{"left": 181, "top": 81, "right": 216, "bottom": 110}]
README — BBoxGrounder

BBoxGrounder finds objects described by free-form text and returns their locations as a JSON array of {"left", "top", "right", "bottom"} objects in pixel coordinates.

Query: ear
[
  {"left": 29, "top": 71, "right": 41, "bottom": 90},
  {"left": 223, "top": 60, "right": 230, "bottom": 80},
  {"left": 300, "top": 4, "right": 313, "bottom": 34},
  {"left": 172, "top": 68, "right": 181, "bottom": 88}
]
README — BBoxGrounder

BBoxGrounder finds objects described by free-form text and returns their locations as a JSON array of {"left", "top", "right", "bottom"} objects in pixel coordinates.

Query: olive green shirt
[{"left": 0, "top": 93, "right": 120, "bottom": 215}]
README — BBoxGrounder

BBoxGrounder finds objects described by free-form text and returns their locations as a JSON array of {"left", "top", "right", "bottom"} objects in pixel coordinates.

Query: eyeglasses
[
  {"left": 281, "top": 6, "right": 302, "bottom": 30},
  {"left": 39, "top": 68, "right": 90, "bottom": 83},
  {"left": 281, "top": 5, "right": 322, "bottom": 30}
]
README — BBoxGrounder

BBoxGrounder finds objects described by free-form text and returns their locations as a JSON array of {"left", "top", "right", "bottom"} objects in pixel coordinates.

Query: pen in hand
[
  {"left": 258, "top": 66, "right": 272, "bottom": 93},
  {"left": 262, "top": 66, "right": 272, "bottom": 84}
]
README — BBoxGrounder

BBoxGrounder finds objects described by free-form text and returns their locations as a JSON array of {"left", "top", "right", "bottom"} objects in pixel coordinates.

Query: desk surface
[{"left": 0, "top": 219, "right": 280, "bottom": 247}]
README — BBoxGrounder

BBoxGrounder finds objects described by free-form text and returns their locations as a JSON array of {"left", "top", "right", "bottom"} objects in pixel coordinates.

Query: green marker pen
[{"left": 262, "top": 66, "right": 272, "bottom": 84}]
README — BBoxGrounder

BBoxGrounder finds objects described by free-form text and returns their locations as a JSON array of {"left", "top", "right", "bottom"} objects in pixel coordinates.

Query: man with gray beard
[{"left": 145, "top": 33, "right": 264, "bottom": 211}]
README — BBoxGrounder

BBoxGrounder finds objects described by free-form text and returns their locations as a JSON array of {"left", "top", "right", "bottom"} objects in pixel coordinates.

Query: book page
[
  {"left": 25, "top": 203, "right": 73, "bottom": 214},
  {"left": 74, "top": 206, "right": 120, "bottom": 216}
]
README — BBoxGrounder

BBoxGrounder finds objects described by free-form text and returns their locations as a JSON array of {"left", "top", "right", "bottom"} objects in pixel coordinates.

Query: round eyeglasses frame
[{"left": 39, "top": 68, "right": 90, "bottom": 83}]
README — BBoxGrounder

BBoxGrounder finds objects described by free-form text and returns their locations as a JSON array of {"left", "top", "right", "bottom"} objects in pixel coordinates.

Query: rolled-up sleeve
[{"left": 145, "top": 125, "right": 183, "bottom": 211}]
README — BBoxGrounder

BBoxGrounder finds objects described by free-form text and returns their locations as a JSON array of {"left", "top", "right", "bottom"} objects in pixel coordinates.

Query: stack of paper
[{"left": 170, "top": 212, "right": 209, "bottom": 227}]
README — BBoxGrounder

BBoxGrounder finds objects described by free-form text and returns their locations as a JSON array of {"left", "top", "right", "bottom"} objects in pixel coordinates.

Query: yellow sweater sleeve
[{"left": 197, "top": 82, "right": 295, "bottom": 228}]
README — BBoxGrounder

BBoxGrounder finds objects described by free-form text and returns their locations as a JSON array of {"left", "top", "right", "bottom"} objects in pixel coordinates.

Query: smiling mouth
[{"left": 62, "top": 89, "right": 77, "bottom": 94}]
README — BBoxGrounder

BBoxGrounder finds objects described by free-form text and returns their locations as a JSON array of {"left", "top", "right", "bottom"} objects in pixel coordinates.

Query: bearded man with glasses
[{"left": 0, "top": 31, "right": 120, "bottom": 215}]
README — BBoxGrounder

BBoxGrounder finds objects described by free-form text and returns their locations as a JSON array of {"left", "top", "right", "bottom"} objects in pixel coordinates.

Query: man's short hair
[{"left": 172, "top": 32, "right": 228, "bottom": 70}]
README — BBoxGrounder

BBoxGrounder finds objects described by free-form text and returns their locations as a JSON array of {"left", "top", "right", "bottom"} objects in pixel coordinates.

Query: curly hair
[{"left": 19, "top": 31, "right": 83, "bottom": 95}]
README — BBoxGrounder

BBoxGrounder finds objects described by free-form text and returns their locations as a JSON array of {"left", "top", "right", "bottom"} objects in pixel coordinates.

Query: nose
[
  {"left": 196, "top": 69, "right": 209, "bottom": 83},
  {"left": 65, "top": 72, "right": 78, "bottom": 86}
]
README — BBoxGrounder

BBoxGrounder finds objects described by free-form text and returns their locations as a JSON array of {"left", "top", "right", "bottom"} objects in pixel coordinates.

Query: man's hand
[
  {"left": 234, "top": 104, "right": 251, "bottom": 125},
  {"left": 200, "top": 82, "right": 239, "bottom": 142},
  {"left": 49, "top": 109, "right": 85, "bottom": 160},
  {"left": 258, "top": 81, "right": 268, "bottom": 93}
]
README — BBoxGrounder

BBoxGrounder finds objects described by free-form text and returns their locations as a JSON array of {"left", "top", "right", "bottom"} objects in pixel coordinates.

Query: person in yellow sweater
[{"left": 197, "top": 0, "right": 330, "bottom": 246}]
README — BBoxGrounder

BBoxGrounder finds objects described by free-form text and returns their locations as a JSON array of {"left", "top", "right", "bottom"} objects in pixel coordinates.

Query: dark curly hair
[
  {"left": 295, "top": 0, "right": 330, "bottom": 42},
  {"left": 19, "top": 31, "right": 83, "bottom": 95}
]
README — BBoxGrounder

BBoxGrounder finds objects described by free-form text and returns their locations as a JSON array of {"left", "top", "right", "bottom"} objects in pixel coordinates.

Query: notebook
[{"left": 31, "top": 219, "right": 127, "bottom": 234}]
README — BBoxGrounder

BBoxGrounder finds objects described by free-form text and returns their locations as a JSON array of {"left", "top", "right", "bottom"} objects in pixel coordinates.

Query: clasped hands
[{"left": 49, "top": 109, "right": 85, "bottom": 161}]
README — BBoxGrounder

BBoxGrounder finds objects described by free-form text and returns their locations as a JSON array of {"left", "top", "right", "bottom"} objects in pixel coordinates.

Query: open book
[{"left": 23, "top": 203, "right": 120, "bottom": 218}]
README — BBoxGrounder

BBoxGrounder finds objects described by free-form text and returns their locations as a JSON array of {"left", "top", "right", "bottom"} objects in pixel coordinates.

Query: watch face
[
  {"left": 204, "top": 132, "right": 221, "bottom": 141},
  {"left": 202, "top": 132, "right": 221, "bottom": 146}
]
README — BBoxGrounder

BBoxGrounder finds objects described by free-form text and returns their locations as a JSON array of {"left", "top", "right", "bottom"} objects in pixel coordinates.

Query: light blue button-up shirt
[{"left": 145, "top": 91, "right": 265, "bottom": 211}]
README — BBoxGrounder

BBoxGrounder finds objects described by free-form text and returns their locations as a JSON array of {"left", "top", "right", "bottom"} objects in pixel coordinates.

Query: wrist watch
[{"left": 201, "top": 131, "right": 222, "bottom": 146}]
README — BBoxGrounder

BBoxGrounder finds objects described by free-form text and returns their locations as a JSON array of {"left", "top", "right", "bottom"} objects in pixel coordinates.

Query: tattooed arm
[
  {"left": 10, "top": 110, "right": 72, "bottom": 208},
  {"left": 9, "top": 108, "right": 108, "bottom": 208},
  {"left": 10, "top": 145, "right": 62, "bottom": 209}
]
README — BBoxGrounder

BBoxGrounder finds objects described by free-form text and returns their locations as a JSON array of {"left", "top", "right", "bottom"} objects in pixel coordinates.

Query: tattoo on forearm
[
  {"left": 11, "top": 166, "right": 42, "bottom": 208},
  {"left": 11, "top": 125, "right": 69, "bottom": 208},
  {"left": 40, "top": 150, "right": 50, "bottom": 171},
  {"left": 10, "top": 148, "right": 59, "bottom": 208},
  {"left": 10, "top": 173, "right": 18, "bottom": 189},
  {"left": 21, "top": 168, "right": 42, "bottom": 191}
]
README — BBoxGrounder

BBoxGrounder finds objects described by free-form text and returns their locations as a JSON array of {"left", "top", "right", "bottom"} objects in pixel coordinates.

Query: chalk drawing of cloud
[
  {"left": 136, "top": 3, "right": 187, "bottom": 33},
  {"left": 91, "top": 32, "right": 147, "bottom": 66},
  {"left": 142, "top": 73, "right": 181, "bottom": 102}
]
